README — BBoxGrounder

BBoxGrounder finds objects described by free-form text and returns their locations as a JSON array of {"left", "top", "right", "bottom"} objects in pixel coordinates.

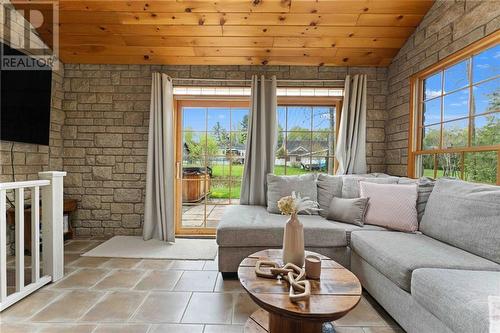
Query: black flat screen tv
[{"left": 1, "top": 43, "right": 52, "bottom": 145}]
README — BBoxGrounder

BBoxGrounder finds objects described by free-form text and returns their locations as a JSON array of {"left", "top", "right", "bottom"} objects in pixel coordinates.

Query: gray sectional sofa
[{"left": 216, "top": 174, "right": 500, "bottom": 333}]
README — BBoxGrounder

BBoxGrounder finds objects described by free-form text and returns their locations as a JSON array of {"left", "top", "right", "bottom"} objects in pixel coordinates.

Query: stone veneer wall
[
  {"left": 62, "top": 65, "right": 388, "bottom": 237},
  {"left": 385, "top": 0, "right": 500, "bottom": 176}
]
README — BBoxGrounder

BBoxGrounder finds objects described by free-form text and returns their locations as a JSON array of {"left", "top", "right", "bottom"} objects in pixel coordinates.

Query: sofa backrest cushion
[
  {"left": 420, "top": 178, "right": 500, "bottom": 264},
  {"left": 398, "top": 177, "right": 435, "bottom": 222},
  {"left": 267, "top": 174, "right": 318, "bottom": 214},
  {"left": 316, "top": 174, "right": 343, "bottom": 217},
  {"left": 342, "top": 175, "right": 399, "bottom": 198}
]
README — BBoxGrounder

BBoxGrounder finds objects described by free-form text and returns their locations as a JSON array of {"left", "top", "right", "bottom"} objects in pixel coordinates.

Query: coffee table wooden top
[{"left": 238, "top": 249, "right": 362, "bottom": 322}]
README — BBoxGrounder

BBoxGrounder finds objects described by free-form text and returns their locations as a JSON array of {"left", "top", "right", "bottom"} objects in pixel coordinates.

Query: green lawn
[{"left": 208, "top": 164, "right": 310, "bottom": 198}]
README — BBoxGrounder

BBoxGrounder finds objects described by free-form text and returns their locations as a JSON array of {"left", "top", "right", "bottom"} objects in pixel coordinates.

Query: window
[
  {"left": 409, "top": 36, "right": 500, "bottom": 185},
  {"left": 275, "top": 99, "right": 341, "bottom": 175}
]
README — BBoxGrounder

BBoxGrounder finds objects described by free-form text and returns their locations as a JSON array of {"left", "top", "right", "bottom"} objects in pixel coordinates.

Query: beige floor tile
[
  {"left": 174, "top": 271, "right": 218, "bottom": 292},
  {"left": 31, "top": 290, "right": 104, "bottom": 322},
  {"left": 150, "top": 324, "right": 204, "bottom": 333},
  {"left": 64, "top": 241, "right": 100, "bottom": 253},
  {"left": 203, "top": 260, "right": 218, "bottom": 271},
  {"left": 0, "top": 289, "right": 62, "bottom": 320},
  {"left": 135, "top": 270, "right": 183, "bottom": 291},
  {"left": 0, "top": 323, "right": 38, "bottom": 333},
  {"left": 363, "top": 327, "right": 405, "bottom": 333},
  {"left": 136, "top": 259, "right": 173, "bottom": 270},
  {"left": 69, "top": 257, "right": 110, "bottom": 268},
  {"left": 182, "top": 293, "right": 233, "bottom": 324},
  {"left": 232, "top": 293, "right": 259, "bottom": 324},
  {"left": 38, "top": 324, "right": 97, "bottom": 333},
  {"left": 94, "top": 324, "right": 150, "bottom": 333},
  {"left": 132, "top": 291, "right": 191, "bottom": 323},
  {"left": 170, "top": 260, "right": 205, "bottom": 270},
  {"left": 80, "top": 291, "right": 147, "bottom": 322},
  {"left": 64, "top": 253, "right": 81, "bottom": 266},
  {"left": 335, "top": 297, "right": 394, "bottom": 327},
  {"left": 52, "top": 268, "right": 110, "bottom": 289},
  {"left": 203, "top": 325, "right": 244, "bottom": 333},
  {"left": 214, "top": 274, "right": 244, "bottom": 293},
  {"left": 65, "top": 266, "right": 79, "bottom": 275},
  {"left": 93, "top": 269, "right": 145, "bottom": 290},
  {"left": 334, "top": 327, "right": 365, "bottom": 333},
  {"left": 100, "top": 258, "right": 142, "bottom": 269}
]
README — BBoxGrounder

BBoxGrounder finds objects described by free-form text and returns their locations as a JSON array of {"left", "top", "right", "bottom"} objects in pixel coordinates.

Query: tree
[{"left": 212, "top": 121, "right": 229, "bottom": 148}]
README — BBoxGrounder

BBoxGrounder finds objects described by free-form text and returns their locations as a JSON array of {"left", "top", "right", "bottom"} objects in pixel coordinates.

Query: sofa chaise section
[
  {"left": 412, "top": 268, "right": 500, "bottom": 333},
  {"left": 217, "top": 205, "right": 383, "bottom": 273}
]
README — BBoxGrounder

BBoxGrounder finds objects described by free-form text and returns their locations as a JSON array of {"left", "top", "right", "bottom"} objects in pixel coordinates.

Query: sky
[
  {"left": 423, "top": 44, "right": 499, "bottom": 127},
  {"left": 182, "top": 106, "right": 335, "bottom": 133}
]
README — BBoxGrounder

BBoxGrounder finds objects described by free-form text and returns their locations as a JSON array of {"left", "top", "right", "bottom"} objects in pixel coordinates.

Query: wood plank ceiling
[{"left": 38, "top": 0, "right": 435, "bottom": 66}]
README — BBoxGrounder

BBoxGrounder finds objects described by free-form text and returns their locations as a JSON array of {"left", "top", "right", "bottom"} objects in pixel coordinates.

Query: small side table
[{"left": 6, "top": 198, "right": 78, "bottom": 253}]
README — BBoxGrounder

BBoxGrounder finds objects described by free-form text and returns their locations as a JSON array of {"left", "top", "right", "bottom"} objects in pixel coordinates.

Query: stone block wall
[
  {"left": 62, "top": 65, "right": 388, "bottom": 237},
  {"left": 385, "top": 0, "right": 500, "bottom": 176}
]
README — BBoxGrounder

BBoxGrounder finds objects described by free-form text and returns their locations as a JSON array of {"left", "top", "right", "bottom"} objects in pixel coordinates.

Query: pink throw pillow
[{"left": 359, "top": 181, "right": 418, "bottom": 232}]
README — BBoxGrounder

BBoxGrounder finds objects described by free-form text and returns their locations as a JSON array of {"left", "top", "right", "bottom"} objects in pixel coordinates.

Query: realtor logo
[{"left": 0, "top": 0, "right": 59, "bottom": 70}]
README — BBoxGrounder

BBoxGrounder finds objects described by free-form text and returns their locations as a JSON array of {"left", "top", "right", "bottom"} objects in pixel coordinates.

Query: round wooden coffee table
[{"left": 238, "top": 249, "right": 361, "bottom": 333}]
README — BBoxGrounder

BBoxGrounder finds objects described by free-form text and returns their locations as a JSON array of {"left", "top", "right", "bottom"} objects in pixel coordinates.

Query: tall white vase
[{"left": 282, "top": 213, "right": 305, "bottom": 267}]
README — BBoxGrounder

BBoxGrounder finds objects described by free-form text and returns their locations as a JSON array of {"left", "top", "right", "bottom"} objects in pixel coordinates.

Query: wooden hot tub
[{"left": 182, "top": 167, "right": 212, "bottom": 203}]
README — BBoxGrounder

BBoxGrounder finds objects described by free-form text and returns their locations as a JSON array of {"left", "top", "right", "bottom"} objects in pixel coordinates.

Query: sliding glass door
[{"left": 175, "top": 100, "right": 249, "bottom": 235}]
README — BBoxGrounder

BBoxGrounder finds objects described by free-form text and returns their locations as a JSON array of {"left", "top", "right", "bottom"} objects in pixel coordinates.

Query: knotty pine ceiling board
[{"left": 24, "top": 0, "right": 435, "bottom": 66}]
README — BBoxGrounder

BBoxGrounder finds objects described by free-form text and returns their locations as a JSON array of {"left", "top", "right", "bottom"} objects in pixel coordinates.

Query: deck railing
[{"left": 0, "top": 171, "right": 66, "bottom": 311}]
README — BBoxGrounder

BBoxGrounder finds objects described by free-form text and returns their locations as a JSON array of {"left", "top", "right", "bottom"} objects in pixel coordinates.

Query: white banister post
[{"left": 38, "top": 171, "right": 66, "bottom": 282}]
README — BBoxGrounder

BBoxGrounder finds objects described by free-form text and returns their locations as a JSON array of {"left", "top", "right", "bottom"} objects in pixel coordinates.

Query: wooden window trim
[{"left": 408, "top": 31, "right": 500, "bottom": 185}]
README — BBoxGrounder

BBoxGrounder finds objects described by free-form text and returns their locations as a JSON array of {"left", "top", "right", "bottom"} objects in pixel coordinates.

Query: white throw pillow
[{"left": 360, "top": 181, "right": 418, "bottom": 232}]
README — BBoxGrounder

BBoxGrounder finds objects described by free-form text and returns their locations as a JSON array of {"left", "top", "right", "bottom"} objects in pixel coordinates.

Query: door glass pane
[
  {"left": 423, "top": 98, "right": 441, "bottom": 126},
  {"left": 472, "top": 77, "right": 500, "bottom": 116},
  {"left": 207, "top": 108, "right": 230, "bottom": 131},
  {"left": 436, "top": 153, "right": 462, "bottom": 179},
  {"left": 464, "top": 151, "right": 498, "bottom": 184},
  {"left": 422, "top": 124, "right": 441, "bottom": 149},
  {"left": 313, "top": 106, "right": 335, "bottom": 131},
  {"left": 183, "top": 107, "right": 206, "bottom": 131},
  {"left": 180, "top": 106, "right": 249, "bottom": 233},
  {"left": 312, "top": 131, "right": 333, "bottom": 156},
  {"left": 423, "top": 72, "right": 442, "bottom": 100},
  {"left": 472, "top": 112, "right": 500, "bottom": 146},
  {"left": 277, "top": 106, "right": 287, "bottom": 130},
  {"left": 231, "top": 108, "right": 249, "bottom": 131},
  {"left": 443, "top": 118, "right": 468, "bottom": 148},
  {"left": 443, "top": 88, "right": 469, "bottom": 121},
  {"left": 472, "top": 44, "right": 500, "bottom": 84},
  {"left": 287, "top": 106, "right": 311, "bottom": 130},
  {"left": 444, "top": 59, "right": 469, "bottom": 93}
]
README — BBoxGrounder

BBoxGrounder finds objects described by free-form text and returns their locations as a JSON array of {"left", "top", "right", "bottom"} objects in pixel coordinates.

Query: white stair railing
[{"left": 0, "top": 171, "right": 66, "bottom": 312}]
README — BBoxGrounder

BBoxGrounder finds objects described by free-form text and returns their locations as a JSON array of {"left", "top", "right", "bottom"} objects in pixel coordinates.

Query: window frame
[{"left": 408, "top": 33, "right": 500, "bottom": 185}]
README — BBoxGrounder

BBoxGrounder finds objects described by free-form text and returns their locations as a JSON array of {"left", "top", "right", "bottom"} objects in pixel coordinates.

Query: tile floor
[{"left": 0, "top": 239, "right": 404, "bottom": 333}]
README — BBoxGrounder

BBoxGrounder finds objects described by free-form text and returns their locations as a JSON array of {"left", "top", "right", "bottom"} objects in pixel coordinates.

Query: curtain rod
[{"left": 170, "top": 78, "right": 345, "bottom": 83}]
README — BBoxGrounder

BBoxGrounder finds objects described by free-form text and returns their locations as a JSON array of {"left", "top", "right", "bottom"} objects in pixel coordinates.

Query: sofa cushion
[
  {"left": 267, "top": 174, "right": 317, "bottom": 214},
  {"left": 342, "top": 175, "right": 399, "bottom": 198},
  {"left": 412, "top": 268, "right": 500, "bottom": 333},
  {"left": 350, "top": 230, "right": 500, "bottom": 292},
  {"left": 398, "top": 177, "right": 435, "bottom": 222},
  {"left": 316, "top": 174, "right": 343, "bottom": 218},
  {"left": 217, "top": 205, "right": 383, "bottom": 248},
  {"left": 420, "top": 178, "right": 500, "bottom": 264}
]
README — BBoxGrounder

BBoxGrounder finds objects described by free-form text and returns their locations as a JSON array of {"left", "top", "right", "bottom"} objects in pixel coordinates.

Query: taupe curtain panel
[
  {"left": 335, "top": 74, "right": 368, "bottom": 175},
  {"left": 240, "top": 75, "right": 278, "bottom": 205},
  {"left": 143, "top": 73, "right": 175, "bottom": 242}
]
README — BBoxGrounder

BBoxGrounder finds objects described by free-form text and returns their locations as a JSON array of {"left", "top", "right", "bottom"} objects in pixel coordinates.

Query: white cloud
[{"left": 425, "top": 89, "right": 441, "bottom": 98}]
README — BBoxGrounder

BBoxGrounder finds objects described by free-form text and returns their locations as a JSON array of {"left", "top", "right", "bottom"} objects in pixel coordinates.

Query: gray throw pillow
[
  {"left": 327, "top": 197, "right": 369, "bottom": 226},
  {"left": 342, "top": 176, "right": 399, "bottom": 198},
  {"left": 316, "top": 174, "right": 343, "bottom": 218},
  {"left": 398, "top": 177, "right": 435, "bottom": 222},
  {"left": 266, "top": 173, "right": 317, "bottom": 214}
]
